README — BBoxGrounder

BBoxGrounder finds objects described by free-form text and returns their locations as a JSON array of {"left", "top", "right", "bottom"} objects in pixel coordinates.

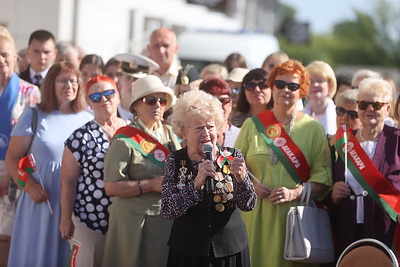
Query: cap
[
  {"left": 113, "top": 53, "right": 159, "bottom": 79},
  {"left": 176, "top": 64, "right": 201, "bottom": 85},
  {"left": 226, "top": 67, "right": 250, "bottom": 82}
]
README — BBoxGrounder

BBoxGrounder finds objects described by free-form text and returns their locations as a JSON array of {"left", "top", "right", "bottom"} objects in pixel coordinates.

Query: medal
[
  {"left": 213, "top": 195, "right": 222, "bottom": 203},
  {"left": 216, "top": 181, "right": 223, "bottom": 189},
  {"left": 215, "top": 203, "right": 225, "bottom": 212}
]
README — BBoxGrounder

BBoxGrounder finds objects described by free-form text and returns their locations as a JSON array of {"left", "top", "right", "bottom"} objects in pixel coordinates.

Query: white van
[{"left": 177, "top": 31, "right": 280, "bottom": 71}]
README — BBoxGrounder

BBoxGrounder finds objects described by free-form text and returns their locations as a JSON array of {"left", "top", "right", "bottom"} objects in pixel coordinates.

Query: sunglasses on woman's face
[
  {"left": 244, "top": 81, "right": 268, "bottom": 91},
  {"left": 335, "top": 107, "right": 359, "bottom": 119},
  {"left": 89, "top": 89, "right": 116, "bottom": 103},
  {"left": 357, "top": 101, "right": 387, "bottom": 111},
  {"left": 274, "top": 80, "right": 301, "bottom": 91},
  {"left": 142, "top": 96, "right": 167, "bottom": 107}
]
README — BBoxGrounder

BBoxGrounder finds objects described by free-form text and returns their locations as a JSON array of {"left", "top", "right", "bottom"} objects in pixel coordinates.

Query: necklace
[
  {"left": 359, "top": 126, "right": 378, "bottom": 142},
  {"left": 269, "top": 112, "right": 297, "bottom": 164}
]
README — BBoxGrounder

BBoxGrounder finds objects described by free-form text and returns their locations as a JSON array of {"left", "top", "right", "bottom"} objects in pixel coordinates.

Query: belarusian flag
[
  {"left": 17, "top": 154, "right": 36, "bottom": 187},
  {"left": 66, "top": 243, "right": 80, "bottom": 267}
]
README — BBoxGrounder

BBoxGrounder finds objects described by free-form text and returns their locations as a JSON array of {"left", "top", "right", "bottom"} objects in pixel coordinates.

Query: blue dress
[{"left": 8, "top": 108, "right": 93, "bottom": 267}]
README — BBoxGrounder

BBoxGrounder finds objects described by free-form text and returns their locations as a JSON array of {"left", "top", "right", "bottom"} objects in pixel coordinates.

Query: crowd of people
[{"left": 1, "top": 25, "right": 400, "bottom": 267}]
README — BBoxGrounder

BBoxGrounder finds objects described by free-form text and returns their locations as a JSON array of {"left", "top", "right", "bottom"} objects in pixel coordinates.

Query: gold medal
[
  {"left": 213, "top": 195, "right": 222, "bottom": 203},
  {"left": 215, "top": 203, "right": 225, "bottom": 212}
]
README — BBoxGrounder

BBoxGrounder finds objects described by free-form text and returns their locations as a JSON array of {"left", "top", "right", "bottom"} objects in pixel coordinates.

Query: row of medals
[
  {"left": 213, "top": 174, "right": 234, "bottom": 212},
  {"left": 177, "top": 161, "right": 234, "bottom": 212}
]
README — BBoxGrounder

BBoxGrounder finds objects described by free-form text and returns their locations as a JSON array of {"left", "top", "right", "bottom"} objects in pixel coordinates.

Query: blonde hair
[
  {"left": 358, "top": 78, "right": 393, "bottom": 103},
  {"left": 306, "top": 61, "right": 337, "bottom": 98},
  {"left": 168, "top": 90, "right": 225, "bottom": 137},
  {"left": 200, "top": 63, "right": 228, "bottom": 80}
]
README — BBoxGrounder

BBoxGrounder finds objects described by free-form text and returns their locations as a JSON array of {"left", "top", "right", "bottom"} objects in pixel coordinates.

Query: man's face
[
  {"left": 27, "top": 39, "right": 57, "bottom": 72},
  {"left": 147, "top": 29, "right": 178, "bottom": 72}
]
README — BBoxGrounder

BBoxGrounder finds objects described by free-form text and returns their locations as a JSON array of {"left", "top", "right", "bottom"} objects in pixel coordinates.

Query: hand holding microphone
[{"left": 202, "top": 144, "right": 215, "bottom": 195}]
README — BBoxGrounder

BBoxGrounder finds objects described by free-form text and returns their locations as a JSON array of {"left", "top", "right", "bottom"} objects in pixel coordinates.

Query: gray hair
[
  {"left": 335, "top": 89, "right": 359, "bottom": 107},
  {"left": 168, "top": 90, "right": 225, "bottom": 137},
  {"left": 351, "top": 69, "right": 381, "bottom": 87},
  {"left": 358, "top": 77, "right": 393, "bottom": 103}
]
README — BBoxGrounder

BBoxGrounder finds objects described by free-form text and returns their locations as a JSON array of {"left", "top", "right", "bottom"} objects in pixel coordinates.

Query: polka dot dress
[{"left": 65, "top": 121, "right": 113, "bottom": 234}]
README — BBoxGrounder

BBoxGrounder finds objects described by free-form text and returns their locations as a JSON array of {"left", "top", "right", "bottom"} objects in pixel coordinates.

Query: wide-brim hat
[
  {"left": 114, "top": 53, "right": 159, "bottom": 79},
  {"left": 129, "top": 75, "right": 176, "bottom": 113},
  {"left": 226, "top": 67, "right": 250, "bottom": 82}
]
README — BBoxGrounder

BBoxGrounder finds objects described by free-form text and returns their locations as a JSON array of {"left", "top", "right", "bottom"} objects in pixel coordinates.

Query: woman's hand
[
  {"left": 60, "top": 218, "right": 75, "bottom": 240},
  {"left": 268, "top": 186, "right": 302, "bottom": 205},
  {"left": 254, "top": 182, "right": 271, "bottom": 199},
  {"left": 194, "top": 159, "right": 216, "bottom": 190},
  {"left": 229, "top": 158, "right": 247, "bottom": 182},
  {"left": 331, "top": 181, "right": 350, "bottom": 205},
  {"left": 25, "top": 182, "right": 49, "bottom": 203}
]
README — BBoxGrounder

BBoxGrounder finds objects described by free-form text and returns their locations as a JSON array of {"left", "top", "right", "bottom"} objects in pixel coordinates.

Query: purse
[
  {"left": 284, "top": 182, "right": 334, "bottom": 263},
  {"left": 0, "top": 107, "right": 38, "bottom": 236}
]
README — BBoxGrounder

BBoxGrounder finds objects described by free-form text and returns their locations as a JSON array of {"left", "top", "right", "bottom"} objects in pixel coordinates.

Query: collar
[{"left": 29, "top": 67, "right": 49, "bottom": 81}]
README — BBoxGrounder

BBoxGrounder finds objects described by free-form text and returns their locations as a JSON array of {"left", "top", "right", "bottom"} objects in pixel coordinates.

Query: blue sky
[{"left": 280, "top": 0, "right": 400, "bottom": 34}]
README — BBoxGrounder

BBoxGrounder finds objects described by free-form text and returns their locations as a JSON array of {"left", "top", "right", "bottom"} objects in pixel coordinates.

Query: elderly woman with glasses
[
  {"left": 231, "top": 68, "right": 272, "bottom": 128},
  {"left": 329, "top": 89, "right": 362, "bottom": 146},
  {"left": 199, "top": 78, "right": 240, "bottom": 147},
  {"left": 327, "top": 77, "right": 400, "bottom": 260},
  {"left": 59, "top": 75, "right": 126, "bottom": 267},
  {"left": 235, "top": 60, "right": 332, "bottom": 266},
  {"left": 101, "top": 75, "right": 181, "bottom": 267}
]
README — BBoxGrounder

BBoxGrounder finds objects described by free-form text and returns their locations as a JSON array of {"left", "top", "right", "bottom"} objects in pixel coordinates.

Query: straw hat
[
  {"left": 113, "top": 53, "right": 159, "bottom": 79},
  {"left": 129, "top": 75, "right": 175, "bottom": 113},
  {"left": 226, "top": 67, "right": 250, "bottom": 82}
]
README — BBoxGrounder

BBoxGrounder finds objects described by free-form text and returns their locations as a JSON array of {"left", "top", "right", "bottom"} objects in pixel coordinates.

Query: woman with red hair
[
  {"left": 235, "top": 60, "right": 332, "bottom": 266},
  {"left": 60, "top": 75, "right": 126, "bottom": 267}
]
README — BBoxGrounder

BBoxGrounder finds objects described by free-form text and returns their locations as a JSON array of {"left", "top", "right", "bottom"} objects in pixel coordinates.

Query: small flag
[
  {"left": 66, "top": 244, "right": 80, "bottom": 267},
  {"left": 17, "top": 154, "right": 36, "bottom": 187}
]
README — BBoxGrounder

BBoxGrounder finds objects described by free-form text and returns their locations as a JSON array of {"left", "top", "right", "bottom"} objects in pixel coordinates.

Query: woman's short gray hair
[
  {"left": 335, "top": 89, "right": 358, "bottom": 107},
  {"left": 169, "top": 90, "right": 225, "bottom": 137},
  {"left": 358, "top": 77, "right": 393, "bottom": 103}
]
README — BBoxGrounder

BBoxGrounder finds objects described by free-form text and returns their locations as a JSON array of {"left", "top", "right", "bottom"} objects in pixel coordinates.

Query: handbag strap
[
  {"left": 26, "top": 107, "right": 38, "bottom": 154},
  {"left": 300, "top": 182, "right": 312, "bottom": 205}
]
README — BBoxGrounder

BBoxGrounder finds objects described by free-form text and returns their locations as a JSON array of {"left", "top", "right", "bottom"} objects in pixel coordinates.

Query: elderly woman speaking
[
  {"left": 330, "top": 77, "right": 400, "bottom": 258},
  {"left": 162, "top": 90, "right": 257, "bottom": 267},
  {"left": 102, "top": 75, "right": 181, "bottom": 267}
]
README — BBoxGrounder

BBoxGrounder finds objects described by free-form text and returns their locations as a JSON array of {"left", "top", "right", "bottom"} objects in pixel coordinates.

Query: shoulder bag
[{"left": 284, "top": 182, "right": 334, "bottom": 263}]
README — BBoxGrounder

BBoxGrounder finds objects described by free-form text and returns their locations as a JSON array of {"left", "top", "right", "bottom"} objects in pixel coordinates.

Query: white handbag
[
  {"left": 0, "top": 194, "right": 16, "bottom": 236},
  {"left": 284, "top": 183, "right": 334, "bottom": 263}
]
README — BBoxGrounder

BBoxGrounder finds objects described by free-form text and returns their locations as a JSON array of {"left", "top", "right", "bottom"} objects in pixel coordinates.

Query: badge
[
  {"left": 213, "top": 195, "right": 222, "bottom": 203},
  {"left": 215, "top": 203, "right": 225, "bottom": 212}
]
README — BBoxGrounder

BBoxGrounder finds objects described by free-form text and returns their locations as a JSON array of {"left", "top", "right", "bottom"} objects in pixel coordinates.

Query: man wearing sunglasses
[{"left": 112, "top": 53, "right": 159, "bottom": 121}]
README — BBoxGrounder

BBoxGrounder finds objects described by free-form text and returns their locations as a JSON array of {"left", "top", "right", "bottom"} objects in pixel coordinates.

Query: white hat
[
  {"left": 129, "top": 75, "right": 176, "bottom": 113},
  {"left": 226, "top": 67, "right": 250, "bottom": 82},
  {"left": 114, "top": 53, "right": 159, "bottom": 79}
]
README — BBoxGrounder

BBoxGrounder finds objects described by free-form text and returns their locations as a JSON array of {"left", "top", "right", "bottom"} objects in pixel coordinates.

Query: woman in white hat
[{"left": 101, "top": 75, "right": 181, "bottom": 267}]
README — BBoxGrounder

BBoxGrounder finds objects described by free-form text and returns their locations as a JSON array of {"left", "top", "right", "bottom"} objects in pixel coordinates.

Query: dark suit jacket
[
  {"left": 18, "top": 67, "right": 32, "bottom": 84},
  {"left": 327, "top": 125, "right": 400, "bottom": 256}
]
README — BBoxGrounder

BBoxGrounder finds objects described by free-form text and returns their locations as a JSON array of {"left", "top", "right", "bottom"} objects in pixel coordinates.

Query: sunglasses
[
  {"left": 89, "top": 89, "right": 116, "bottom": 103},
  {"left": 142, "top": 96, "right": 167, "bottom": 107},
  {"left": 218, "top": 97, "right": 231, "bottom": 105},
  {"left": 357, "top": 101, "right": 387, "bottom": 111},
  {"left": 274, "top": 80, "right": 301, "bottom": 91},
  {"left": 336, "top": 107, "right": 358, "bottom": 120},
  {"left": 244, "top": 81, "right": 268, "bottom": 91}
]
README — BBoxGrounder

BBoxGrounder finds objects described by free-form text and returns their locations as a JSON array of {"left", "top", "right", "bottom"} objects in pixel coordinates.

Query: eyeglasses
[
  {"left": 244, "top": 81, "right": 268, "bottom": 91},
  {"left": 142, "top": 96, "right": 167, "bottom": 107},
  {"left": 56, "top": 78, "right": 79, "bottom": 85},
  {"left": 218, "top": 97, "right": 231, "bottom": 105},
  {"left": 335, "top": 107, "right": 359, "bottom": 120},
  {"left": 88, "top": 89, "right": 116, "bottom": 103},
  {"left": 357, "top": 101, "right": 387, "bottom": 110},
  {"left": 274, "top": 80, "right": 301, "bottom": 91}
]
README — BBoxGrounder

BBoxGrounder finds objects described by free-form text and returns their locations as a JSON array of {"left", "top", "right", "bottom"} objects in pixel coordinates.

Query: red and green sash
[
  {"left": 335, "top": 126, "right": 400, "bottom": 257},
  {"left": 251, "top": 111, "right": 310, "bottom": 184},
  {"left": 113, "top": 126, "right": 170, "bottom": 168}
]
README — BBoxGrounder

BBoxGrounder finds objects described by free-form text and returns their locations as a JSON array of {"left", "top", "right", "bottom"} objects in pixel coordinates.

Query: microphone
[{"left": 202, "top": 144, "right": 214, "bottom": 195}]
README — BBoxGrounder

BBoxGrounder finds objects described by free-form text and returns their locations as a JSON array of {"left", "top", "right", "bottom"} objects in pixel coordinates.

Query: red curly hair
[{"left": 266, "top": 59, "right": 309, "bottom": 99}]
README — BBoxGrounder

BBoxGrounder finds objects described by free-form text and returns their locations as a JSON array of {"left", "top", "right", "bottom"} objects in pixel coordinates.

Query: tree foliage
[{"left": 278, "top": 0, "right": 400, "bottom": 68}]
